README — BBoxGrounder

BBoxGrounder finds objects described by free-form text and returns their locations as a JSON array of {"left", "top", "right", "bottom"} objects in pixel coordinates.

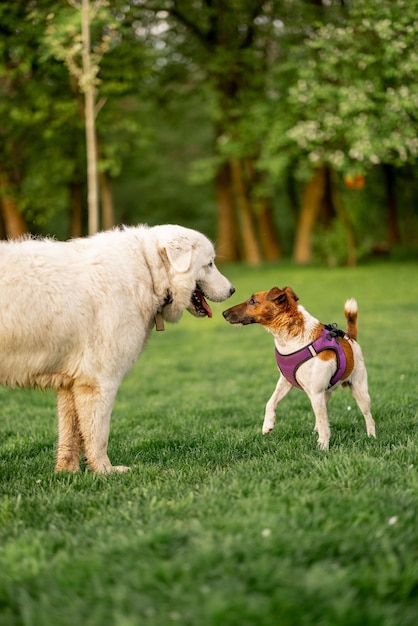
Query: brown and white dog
[{"left": 223, "top": 287, "right": 375, "bottom": 450}]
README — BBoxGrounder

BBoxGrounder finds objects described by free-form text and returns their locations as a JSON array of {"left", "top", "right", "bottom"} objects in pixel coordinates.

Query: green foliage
[
  {"left": 0, "top": 0, "right": 417, "bottom": 255},
  {"left": 1, "top": 263, "right": 418, "bottom": 625},
  {"left": 312, "top": 218, "right": 350, "bottom": 266},
  {"left": 263, "top": 0, "right": 418, "bottom": 178},
  {"left": 0, "top": 2, "right": 83, "bottom": 228},
  {"left": 42, "top": 1, "right": 119, "bottom": 93},
  {"left": 0, "top": 1, "right": 149, "bottom": 233},
  {"left": 111, "top": 90, "right": 216, "bottom": 236}
]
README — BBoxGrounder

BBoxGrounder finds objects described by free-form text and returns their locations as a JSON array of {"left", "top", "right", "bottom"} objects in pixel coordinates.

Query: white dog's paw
[
  {"left": 88, "top": 456, "right": 131, "bottom": 473},
  {"left": 111, "top": 465, "right": 131, "bottom": 473}
]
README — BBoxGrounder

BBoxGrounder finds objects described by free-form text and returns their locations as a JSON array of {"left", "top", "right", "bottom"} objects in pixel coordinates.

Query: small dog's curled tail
[{"left": 344, "top": 298, "right": 358, "bottom": 340}]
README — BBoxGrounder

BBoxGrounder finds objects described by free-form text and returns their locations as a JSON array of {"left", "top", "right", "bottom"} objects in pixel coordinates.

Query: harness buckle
[{"left": 308, "top": 345, "right": 317, "bottom": 357}]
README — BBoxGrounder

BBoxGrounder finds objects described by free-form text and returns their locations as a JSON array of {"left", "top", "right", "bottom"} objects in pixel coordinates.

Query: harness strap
[{"left": 275, "top": 325, "right": 348, "bottom": 390}]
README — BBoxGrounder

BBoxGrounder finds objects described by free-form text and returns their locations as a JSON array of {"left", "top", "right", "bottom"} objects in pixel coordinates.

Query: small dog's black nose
[{"left": 229, "top": 285, "right": 235, "bottom": 296}]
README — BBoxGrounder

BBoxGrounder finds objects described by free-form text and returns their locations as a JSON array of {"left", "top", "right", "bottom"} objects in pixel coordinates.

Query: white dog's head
[{"left": 152, "top": 225, "right": 234, "bottom": 323}]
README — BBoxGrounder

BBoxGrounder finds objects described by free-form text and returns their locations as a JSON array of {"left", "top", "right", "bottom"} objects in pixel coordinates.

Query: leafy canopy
[{"left": 262, "top": 0, "right": 418, "bottom": 179}]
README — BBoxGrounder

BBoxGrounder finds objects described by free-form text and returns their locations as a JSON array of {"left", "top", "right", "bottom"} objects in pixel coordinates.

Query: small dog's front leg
[
  {"left": 262, "top": 376, "right": 292, "bottom": 434},
  {"left": 308, "top": 392, "right": 331, "bottom": 451},
  {"left": 313, "top": 390, "right": 332, "bottom": 434}
]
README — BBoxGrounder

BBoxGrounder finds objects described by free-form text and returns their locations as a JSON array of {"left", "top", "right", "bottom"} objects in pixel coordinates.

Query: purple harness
[{"left": 275, "top": 324, "right": 348, "bottom": 390}]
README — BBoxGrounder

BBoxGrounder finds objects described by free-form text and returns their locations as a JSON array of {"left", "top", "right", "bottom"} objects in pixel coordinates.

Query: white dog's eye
[{"left": 207, "top": 261, "right": 214, "bottom": 268}]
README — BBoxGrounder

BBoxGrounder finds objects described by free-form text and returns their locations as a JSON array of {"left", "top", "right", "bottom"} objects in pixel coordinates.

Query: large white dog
[{"left": 0, "top": 224, "right": 234, "bottom": 473}]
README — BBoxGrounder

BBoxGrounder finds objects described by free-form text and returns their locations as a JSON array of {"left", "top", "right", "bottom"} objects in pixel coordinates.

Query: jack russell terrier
[{"left": 223, "top": 286, "right": 376, "bottom": 450}]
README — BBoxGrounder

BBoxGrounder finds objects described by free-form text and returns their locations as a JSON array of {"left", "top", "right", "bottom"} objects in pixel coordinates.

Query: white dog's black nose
[{"left": 229, "top": 286, "right": 235, "bottom": 296}]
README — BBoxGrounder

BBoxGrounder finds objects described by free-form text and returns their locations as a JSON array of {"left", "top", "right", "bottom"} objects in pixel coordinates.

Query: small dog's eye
[
  {"left": 249, "top": 297, "right": 256, "bottom": 305},
  {"left": 208, "top": 261, "right": 214, "bottom": 268}
]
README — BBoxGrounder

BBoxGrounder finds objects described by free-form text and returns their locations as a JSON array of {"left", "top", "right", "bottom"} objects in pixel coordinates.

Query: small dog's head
[{"left": 222, "top": 286, "right": 299, "bottom": 328}]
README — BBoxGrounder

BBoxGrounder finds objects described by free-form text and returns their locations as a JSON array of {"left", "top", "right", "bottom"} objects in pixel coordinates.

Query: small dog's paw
[
  {"left": 262, "top": 421, "right": 275, "bottom": 435},
  {"left": 366, "top": 421, "right": 376, "bottom": 438},
  {"left": 317, "top": 438, "right": 330, "bottom": 451}
]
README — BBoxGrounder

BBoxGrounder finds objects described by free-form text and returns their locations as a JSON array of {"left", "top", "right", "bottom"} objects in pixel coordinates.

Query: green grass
[{"left": 1, "top": 262, "right": 418, "bottom": 626}]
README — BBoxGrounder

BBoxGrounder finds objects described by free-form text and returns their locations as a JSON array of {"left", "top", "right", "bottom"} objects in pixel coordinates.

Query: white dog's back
[{"left": 0, "top": 229, "right": 151, "bottom": 388}]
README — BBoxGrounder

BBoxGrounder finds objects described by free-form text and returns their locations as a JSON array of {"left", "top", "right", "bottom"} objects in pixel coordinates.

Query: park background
[
  {"left": 1, "top": 2, "right": 418, "bottom": 625},
  {"left": 1, "top": 0, "right": 418, "bottom": 266}
]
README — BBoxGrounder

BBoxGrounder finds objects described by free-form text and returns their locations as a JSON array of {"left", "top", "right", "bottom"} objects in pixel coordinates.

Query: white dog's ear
[{"left": 161, "top": 240, "right": 193, "bottom": 273}]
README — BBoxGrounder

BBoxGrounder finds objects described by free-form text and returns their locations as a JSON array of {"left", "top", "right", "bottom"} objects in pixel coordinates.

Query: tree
[
  {"left": 1, "top": 0, "right": 417, "bottom": 258},
  {"left": 130, "top": 0, "right": 287, "bottom": 263},
  {"left": 262, "top": 0, "right": 418, "bottom": 261},
  {"left": 0, "top": 0, "right": 143, "bottom": 239},
  {"left": 0, "top": 2, "right": 48, "bottom": 237},
  {"left": 0, "top": 1, "right": 90, "bottom": 238},
  {"left": 45, "top": 0, "right": 119, "bottom": 234},
  {"left": 81, "top": 0, "right": 100, "bottom": 234}
]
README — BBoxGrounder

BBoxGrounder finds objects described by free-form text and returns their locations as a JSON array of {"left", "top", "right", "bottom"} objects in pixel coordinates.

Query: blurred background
[{"left": 1, "top": 0, "right": 417, "bottom": 265}]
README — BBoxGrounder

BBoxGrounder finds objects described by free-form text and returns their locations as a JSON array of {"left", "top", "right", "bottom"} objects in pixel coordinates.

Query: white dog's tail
[{"left": 344, "top": 298, "right": 358, "bottom": 340}]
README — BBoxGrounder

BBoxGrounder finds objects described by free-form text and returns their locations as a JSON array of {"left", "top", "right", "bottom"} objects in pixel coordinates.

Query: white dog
[
  {"left": 0, "top": 224, "right": 234, "bottom": 473},
  {"left": 223, "top": 286, "right": 375, "bottom": 450}
]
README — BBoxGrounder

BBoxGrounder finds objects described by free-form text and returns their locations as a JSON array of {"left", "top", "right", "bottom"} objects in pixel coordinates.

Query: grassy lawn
[{"left": 1, "top": 261, "right": 417, "bottom": 626}]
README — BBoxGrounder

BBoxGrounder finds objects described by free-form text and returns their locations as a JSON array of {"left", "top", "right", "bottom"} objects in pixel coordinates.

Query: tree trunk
[
  {"left": 244, "top": 159, "right": 282, "bottom": 260},
  {"left": 0, "top": 173, "right": 27, "bottom": 238},
  {"left": 215, "top": 160, "right": 281, "bottom": 263},
  {"left": 215, "top": 162, "right": 239, "bottom": 262},
  {"left": 230, "top": 158, "right": 262, "bottom": 265},
  {"left": 82, "top": 0, "right": 99, "bottom": 235},
  {"left": 255, "top": 197, "right": 282, "bottom": 260},
  {"left": 70, "top": 181, "right": 84, "bottom": 238},
  {"left": 0, "top": 196, "right": 27, "bottom": 238},
  {"left": 293, "top": 167, "right": 326, "bottom": 263},
  {"left": 100, "top": 171, "right": 114, "bottom": 230}
]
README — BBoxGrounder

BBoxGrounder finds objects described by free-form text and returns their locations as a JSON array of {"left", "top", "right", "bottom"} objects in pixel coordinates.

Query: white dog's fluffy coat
[{"left": 0, "top": 224, "right": 234, "bottom": 473}]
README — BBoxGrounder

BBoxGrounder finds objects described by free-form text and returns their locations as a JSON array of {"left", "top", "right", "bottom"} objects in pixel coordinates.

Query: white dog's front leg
[
  {"left": 308, "top": 392, "right": 331, "bottom": 451},
  {"left": 55, "top": 387, "right": 82, "bottom": 472},
  {"left": 72, "top": 379, "right": 130, "bottom": 473},
  {"left": 262, "top": 376, "right": 292, "bottom": 434}
]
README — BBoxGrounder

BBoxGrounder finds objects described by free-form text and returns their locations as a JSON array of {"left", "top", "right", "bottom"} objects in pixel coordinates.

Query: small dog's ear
[
  {"left": 284, "top": 286, "right": 299, "bottom": 302},
  {"left": 267, "top": 287, "right": 287, "bottom": 304}
]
